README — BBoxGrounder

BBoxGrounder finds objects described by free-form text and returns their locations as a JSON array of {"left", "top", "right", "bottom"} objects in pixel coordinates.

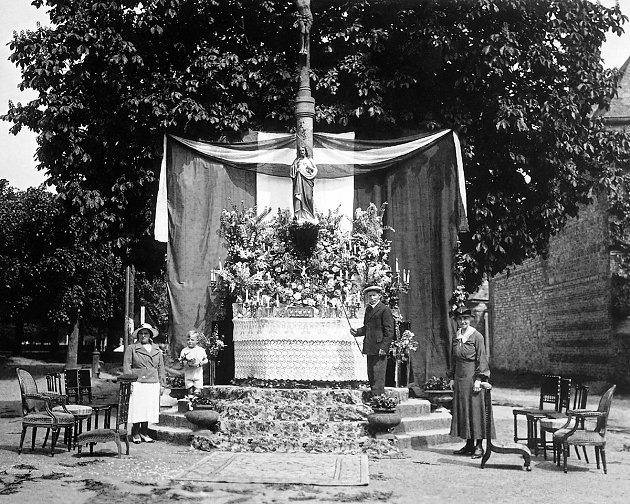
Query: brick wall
[{"left": 490, "top": 196, "right": 616, "bottom": 381}]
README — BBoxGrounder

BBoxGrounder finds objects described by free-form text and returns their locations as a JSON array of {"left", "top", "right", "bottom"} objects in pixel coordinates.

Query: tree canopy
[{"left": 4, "top": 0, "right": 630, "bottom": 290}]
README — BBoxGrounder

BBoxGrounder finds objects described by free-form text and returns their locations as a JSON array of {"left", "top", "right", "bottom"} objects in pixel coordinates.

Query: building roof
[{"left": 597, "top": 54, "right": 630, "bottom": 128}]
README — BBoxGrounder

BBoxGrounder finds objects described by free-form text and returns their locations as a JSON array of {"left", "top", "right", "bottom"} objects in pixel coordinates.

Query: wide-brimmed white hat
[{"left": 132, "top": 322, "right": 158, "bottom": 339}]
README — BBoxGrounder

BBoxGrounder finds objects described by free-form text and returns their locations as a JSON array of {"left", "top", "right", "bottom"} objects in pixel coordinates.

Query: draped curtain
[{"left": 157, "top": 130, "right": 467, "bottom": 383}]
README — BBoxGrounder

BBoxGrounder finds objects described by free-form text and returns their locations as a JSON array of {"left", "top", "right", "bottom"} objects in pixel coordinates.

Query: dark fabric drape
[
  {"left": 167, "top": 141, "right": 255, "bottom": 356},
  {"left": 354, "top": 137, "right": 464, "bottom": 383}
]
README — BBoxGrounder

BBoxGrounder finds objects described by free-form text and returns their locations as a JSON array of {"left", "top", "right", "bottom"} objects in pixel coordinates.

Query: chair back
[
  {"left": 16, "top": 368, "right": 41, "bottom": 415},
  {"left": 539, "top": 374, "right": 562, "bottom": 410},
  {"left": 78, "top": 369, "right": 93, "bottom": 403},
  {"left": 558, "top": 378, "right": 572, "bottom": 413},
  {"left": 595, "top": 385, "right": 616, "bottom": 435},
  {"left": 46, "top": 372, "right": 64, "bottom": 395},
  {"left": 573, "top": 384, "right": 589, "bottom": 410},
  {"left": 115, "top": 376, "right": 137, "bottom": 433},
  {"left": 64, "top": 368, "right": 81, "bottom": 403}
]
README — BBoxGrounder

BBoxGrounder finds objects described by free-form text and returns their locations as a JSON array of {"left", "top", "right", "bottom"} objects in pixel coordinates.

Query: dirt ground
[{"left": 1, "top": 355, "right": 630, "bottom": 504}]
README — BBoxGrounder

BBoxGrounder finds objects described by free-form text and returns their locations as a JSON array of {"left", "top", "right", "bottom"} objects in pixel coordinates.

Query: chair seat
[
  {"left": 77, "top": 428, "right": 127, "bottom": 443},
  {"left": 554, "top": 429, "right": 605, "bottom": 445},
  {"left": 514, "top": 408, "right": 549, "bottom": 416},
  {"left": 539, "top": 417, "right": 569, "bottom": 430},
  {"left": 23, "top": 411, "right": 75, "bottom": 425},
  {"left": 53, "top": 405, "right": 93, "bottom": 417}
]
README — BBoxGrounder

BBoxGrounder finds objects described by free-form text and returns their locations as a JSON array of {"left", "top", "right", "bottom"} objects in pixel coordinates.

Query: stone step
[
  {"left": 396, "top": 399, "right": 431, "bottom": 417},
  {"left": 394, "top": 409, "right": 451, "bottom": 434},
  {"left": 148, "top": 423, "right": 193, "bottom": 445},
  {"left": 392, "top": 428, "right": 456, "bottom": 449}
]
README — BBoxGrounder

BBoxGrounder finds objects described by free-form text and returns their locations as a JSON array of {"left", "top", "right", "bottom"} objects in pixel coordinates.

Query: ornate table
[{"left": 233, "top": 317, "right": 367, "bottom": 382}]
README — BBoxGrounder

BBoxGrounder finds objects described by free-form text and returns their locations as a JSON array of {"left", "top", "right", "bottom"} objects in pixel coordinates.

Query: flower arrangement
[
  {"left": 216, "top": 202, "right": 410, "bottom": 316},
  {"left": 423, "top": 376, "right": 452, "bottom": 391},
  {"left": 389, "top": 329, "right": 418, "bottom": 363},
  {"left": 370, "top": 394, "right": 399, "bottom": 411},
  {"left": 196, "top": 325, "right": 226, "bottom": 359}
]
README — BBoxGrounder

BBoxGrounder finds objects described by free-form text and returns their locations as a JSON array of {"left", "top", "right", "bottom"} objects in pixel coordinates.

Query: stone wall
[{"left": 490, "top": 196, "right": 617, "bottom": 381}]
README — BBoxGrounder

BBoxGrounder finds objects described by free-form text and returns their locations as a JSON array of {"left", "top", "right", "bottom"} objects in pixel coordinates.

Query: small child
[{"left": 179, "top": 330, "right": 209, "bottom": 396}]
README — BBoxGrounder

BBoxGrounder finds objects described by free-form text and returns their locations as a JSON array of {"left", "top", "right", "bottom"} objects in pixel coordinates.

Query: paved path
[{"left": 1, "top": 356, "right": 630, "bottom": 503}]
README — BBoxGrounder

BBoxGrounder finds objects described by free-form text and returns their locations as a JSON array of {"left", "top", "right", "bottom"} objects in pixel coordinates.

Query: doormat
[{"left": 172, "top": 452, "right": 369, "bottom": 486}]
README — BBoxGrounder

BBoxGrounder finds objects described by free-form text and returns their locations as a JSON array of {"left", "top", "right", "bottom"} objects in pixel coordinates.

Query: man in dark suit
[{"left": 350, "top": 285, "right": 394, "bottom": 397}]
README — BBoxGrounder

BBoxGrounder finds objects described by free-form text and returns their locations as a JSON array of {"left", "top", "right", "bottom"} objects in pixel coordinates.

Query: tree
[
  {"left": 4, "top": 0, "right": 630, "bottom": 290},
  {"left": 0, "top": 180, "right": 126, "bottom": 360}
]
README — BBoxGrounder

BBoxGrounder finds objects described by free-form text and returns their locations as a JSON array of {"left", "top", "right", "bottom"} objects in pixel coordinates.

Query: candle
[
  {"left": 266, "top": 297, "right": 270, "bottom": 308},
  {"left": 140, "top": 306, "right": 145, "bottom": 325},
  {"left": 407, "top": 270, "right": 411, "bottom": 283},
  {"left": 395, "top": 257, "right": 399, "bottom": 273},
  {"left": 246, "top": 289, "right": 249, "bottom": 302},
  {"left": 257, "top": 291, "right": 260, "bottom": 303},
  {"left": 276, "top": 294, "right": 280, "bottom": 307},
  {"left": 219, "top": 259, "right": 223, "bottom": 270}
]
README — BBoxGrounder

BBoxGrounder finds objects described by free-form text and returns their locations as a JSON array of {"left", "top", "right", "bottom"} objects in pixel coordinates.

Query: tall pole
[{"left": 295, "top": 1, "right": 314, "bottom": 168}]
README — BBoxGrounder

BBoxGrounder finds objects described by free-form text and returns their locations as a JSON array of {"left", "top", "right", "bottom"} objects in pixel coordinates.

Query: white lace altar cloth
[{"left": 233, "top": 318, "right": 367, "bottom": 381}]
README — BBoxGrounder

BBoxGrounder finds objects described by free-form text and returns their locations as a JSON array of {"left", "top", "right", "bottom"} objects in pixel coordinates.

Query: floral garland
[{"left": 216, "top": 202, "right": 408, "bottom": 314}]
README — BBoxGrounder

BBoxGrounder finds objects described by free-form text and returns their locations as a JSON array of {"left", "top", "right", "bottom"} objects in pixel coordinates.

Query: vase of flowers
[
  {"left": 367, "top": 394, "right": 401, "bottom": 433},
  {"left": 389, "top": 329, "right": 418, "bottom": 387},
  {"left": 197, "top": 325, "right": 226, "bottom": 385},
  {"left": 423, "top": 376, "right": 453, "bottom": 411}
]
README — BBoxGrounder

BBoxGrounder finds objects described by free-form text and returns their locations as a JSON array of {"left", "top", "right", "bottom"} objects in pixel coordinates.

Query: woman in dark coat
[{"left": 447, "top": 307, "right": 492, "bottom": 459}]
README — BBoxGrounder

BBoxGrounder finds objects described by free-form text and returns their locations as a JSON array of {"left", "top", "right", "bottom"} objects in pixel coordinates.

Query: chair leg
[
  {"left": 563, "top": 443, "right": 568, "bottom": 473},
  {"left": 42, "top": 428, "right": 50, "bottom": 448},
  {"left": 90, "top": 442, "right": 95, "bottom": 455},
  {"left": 513, "top": 414, "right": 518, "bottom": 443},
  {"left": 50, "top": 428, "right": 57, "bottom": 457},
  {"left": 575, "top": 446, "right": 581, "bottom": 460},
  {"left": 582, "top": 446, "right": 589, "bottom": 463},
  {"left": 595, "top": 446, "right": 600, "bottom": 469},
  {"left": 600, "top": 447, "right": 607, "bottom": 474},
  {"left": 18, "top": 426, "right": 27, "bottom": 454},
  {"left": 124, "top": 435, "right": 130, "bottom": 455},
  {"left": 115, "top": 437, "right": 122, "bottom": 459},
  {"left": 542, "top": 429, "right": 547, "bottom": 460}
]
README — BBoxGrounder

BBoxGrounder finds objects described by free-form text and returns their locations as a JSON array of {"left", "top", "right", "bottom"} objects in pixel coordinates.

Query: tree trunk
[
  {"left": 13, "top": 320, "right": 24, "bottom": 355},
  {"left": 66, "top": 318, "right": 80, "bottom": 369}
]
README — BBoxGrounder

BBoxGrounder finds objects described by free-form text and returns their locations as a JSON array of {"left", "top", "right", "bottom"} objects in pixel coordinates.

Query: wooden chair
[
  {"left": 480, "top": 383, "right": 532, "bottom": 471},
  {"left": 76, "top": 375, "right": 137, "bottom": 458},
  {"left": 553, "top": 385, "right": 616, "bottom": 474},
  {"left": 525, "top": 377, "right": 571, "bottom": 456},
  {"left": 16, "top": 368, "right": 74, "bottom": 456},
  {"left": 63, "top": 368, "right": 115, "bottom": 448},
  {"left": 513, "top": 374, "right": 561, "bottom": 449},
  {"left": 539, "top": 383, "right": 589, "bottom": 462}
]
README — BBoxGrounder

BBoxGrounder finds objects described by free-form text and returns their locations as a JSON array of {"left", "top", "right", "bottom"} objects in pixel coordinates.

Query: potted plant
[
  {"left": 423, "top": 376, "right": 453, "bottom": 411},
  {"left": 166, "top": 375, "right": 187, "bottom": 399},
  {"left": 367, "top": 394, "right": 402, "bottom": 433}
]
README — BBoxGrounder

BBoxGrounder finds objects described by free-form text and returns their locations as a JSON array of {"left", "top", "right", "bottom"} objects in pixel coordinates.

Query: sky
[{"left": 1, "top": 1, "right": 630, "bottom": 190}]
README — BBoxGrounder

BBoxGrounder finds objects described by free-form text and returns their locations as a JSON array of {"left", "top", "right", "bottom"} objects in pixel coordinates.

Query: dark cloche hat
[{"left": 452, "top": 307, "right": 473, "bottom": 318}]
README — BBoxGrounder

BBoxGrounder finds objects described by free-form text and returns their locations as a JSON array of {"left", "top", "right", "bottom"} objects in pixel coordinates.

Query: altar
[{"left": 233, "top": 317, "right": 367, "bottom": 382}]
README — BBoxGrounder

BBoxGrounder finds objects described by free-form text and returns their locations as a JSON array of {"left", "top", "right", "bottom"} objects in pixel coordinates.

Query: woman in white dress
[{"left": 123, "top": 323, "right": 165, "bottom": 443}]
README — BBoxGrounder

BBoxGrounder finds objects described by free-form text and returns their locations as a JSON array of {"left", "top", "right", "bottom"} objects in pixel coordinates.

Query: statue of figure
[
  {"left": 295, "top": 0, "right": 313, "bottom": 57},
  {"left": 290, "top": 145, "right": 318, "bottom": 221}
]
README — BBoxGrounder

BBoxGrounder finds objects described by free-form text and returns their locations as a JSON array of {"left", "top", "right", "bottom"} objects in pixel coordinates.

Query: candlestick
[
  {"left": 219, "top": 259, "right": 223, "bottom": 271},
  {"left": 276, "top": 294, "right": 280, "bottom": 307}
]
